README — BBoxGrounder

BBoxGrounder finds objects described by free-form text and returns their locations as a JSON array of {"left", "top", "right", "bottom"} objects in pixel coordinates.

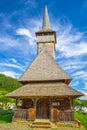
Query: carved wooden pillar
[
  {"left": 33, "top": 98, "right": 37, "bottom": 109},
  {"left": 32, "top": 98, "right": 38, "bottom": 120}
]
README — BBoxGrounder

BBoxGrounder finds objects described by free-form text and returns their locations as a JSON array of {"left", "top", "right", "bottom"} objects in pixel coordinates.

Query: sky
[{"left": 0, "top": 0, "right": 87, "bottom": 100}]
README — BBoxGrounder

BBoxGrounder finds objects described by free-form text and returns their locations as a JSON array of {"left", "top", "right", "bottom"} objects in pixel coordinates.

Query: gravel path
[
  {"left": 0, "top": 123, "right": 31, "bottom": 130},
  {"left": 0, "top": 123, "right": 86, "bottom": 130}
]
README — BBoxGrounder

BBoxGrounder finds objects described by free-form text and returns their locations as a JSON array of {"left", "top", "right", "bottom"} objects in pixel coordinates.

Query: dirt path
[
  {"left": 0, "top": 123, "right": 30, "bottom": 130},
  {"left": 0, "top": 123, "right": 86, "bottom": 130}
]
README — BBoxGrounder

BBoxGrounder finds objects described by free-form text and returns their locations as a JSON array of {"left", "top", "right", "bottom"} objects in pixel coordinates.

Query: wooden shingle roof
[
  {"left": 6, "top": 82, "right": 83, "bottom": 98},
  {"left": 18, "top": 49, "right": 72, "bottom": 83}
]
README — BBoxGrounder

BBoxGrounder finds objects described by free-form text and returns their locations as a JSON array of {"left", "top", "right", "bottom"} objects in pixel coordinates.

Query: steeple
[
  {"left": 35, "top": 6, "right": 57, "bottom": 58},
  {"left": 42, "top": 5, "right": 50, "bottom": 30}
]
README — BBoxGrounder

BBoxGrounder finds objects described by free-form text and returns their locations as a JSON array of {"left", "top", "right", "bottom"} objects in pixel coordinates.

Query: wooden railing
[
  {"left": 14, "top": 109, "right": 27, "bottom": 121},
  {"left": 59, "top": 110, "right": 74, "bottom": 121},
  {"left": 14, "top": 108, "right": 74, "bottom": 122},
  {"left": 51, "top": 108, "right": 74, "bottom": 122},
  {"left": 13, "top": 108, "right": 36, "bottom": 121}
]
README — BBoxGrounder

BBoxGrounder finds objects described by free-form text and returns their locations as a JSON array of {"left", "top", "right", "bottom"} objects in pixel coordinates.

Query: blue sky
[{"left": 0, "top": 0, "right": 87, "bottom": 99}]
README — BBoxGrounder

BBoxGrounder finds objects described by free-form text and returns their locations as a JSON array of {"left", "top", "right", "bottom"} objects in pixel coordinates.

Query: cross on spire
[{"left": 42, "top": 5, "right": 50, "bottom": 30}]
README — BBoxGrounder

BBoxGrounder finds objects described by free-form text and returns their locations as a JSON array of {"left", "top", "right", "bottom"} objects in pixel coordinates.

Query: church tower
[{"left": 36, "top": 6, "right": 56, "bottom": 58}]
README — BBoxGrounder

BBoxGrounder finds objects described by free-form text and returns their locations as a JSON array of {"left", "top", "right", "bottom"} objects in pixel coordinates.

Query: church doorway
[{"left": 36, "top": 99, "right": 50, "bottom": 119}]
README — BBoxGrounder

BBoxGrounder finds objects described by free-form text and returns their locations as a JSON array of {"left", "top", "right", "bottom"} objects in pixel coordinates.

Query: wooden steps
[{"left": 31, "top": 119, "right": 52, "bottom": 129}]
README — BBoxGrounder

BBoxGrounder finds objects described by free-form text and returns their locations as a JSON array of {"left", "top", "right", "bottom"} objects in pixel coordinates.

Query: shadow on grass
[{"left": 0, "top": 113, "right": 13, "bottom": 123}]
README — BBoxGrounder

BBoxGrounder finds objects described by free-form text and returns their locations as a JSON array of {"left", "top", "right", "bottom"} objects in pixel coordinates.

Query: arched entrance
[{"left": 36, "top": 99, "right": 50, "bottom": 119}]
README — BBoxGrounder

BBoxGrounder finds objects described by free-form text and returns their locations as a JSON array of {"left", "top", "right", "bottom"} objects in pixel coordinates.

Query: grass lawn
[{"left": 75, "top": 111, "right": 87, "bottom": 129}]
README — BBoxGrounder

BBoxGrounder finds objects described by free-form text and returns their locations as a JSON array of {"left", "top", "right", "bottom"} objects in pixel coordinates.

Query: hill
[
  {"left": 0, "top": 74, "right": 22, "bottom": 109},
  {"left": 0, "top": 74, "right": 22, "bottom": 89}
]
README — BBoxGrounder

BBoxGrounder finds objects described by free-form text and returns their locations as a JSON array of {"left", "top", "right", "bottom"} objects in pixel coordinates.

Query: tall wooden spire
[
  {"left": 36, "top": 6, "right": 56, "bottom": 57},
  {"left": 42, "top": 5, "right": 50, "bottom": 30}
]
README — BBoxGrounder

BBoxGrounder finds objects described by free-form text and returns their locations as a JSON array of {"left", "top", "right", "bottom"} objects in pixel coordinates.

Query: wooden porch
[
  {"left": 13, "top": 108, "right": 74, "bottom": 122},
  {"left": 13, "top": 97, "right": 74, "bottom": 122}
]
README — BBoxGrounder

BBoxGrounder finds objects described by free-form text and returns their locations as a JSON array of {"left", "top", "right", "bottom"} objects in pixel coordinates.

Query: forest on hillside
[
  {"left": 0, "top": 74, "right": 22, "bottom": 109},
  {"left": 0, "top": 74, "right": 22, "bottom": 89}
]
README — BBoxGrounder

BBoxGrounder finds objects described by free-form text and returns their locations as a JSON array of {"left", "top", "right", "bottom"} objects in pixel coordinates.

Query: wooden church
[{"left": 6, "top": 6, "right": 83, "bottom": 122}]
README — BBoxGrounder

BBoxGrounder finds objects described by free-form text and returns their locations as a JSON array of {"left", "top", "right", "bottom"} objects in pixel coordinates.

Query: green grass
[
  {"left": 75, "top": 111, "right": 87, "bottom": 129},
  {"left": 0, "top": 113, "right": 13, "bottom": 123}
]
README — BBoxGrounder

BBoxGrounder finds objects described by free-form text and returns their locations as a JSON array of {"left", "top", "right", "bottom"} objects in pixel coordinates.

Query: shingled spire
[{"left": 42, "top": 5, "right": 50, "bottom": 30}]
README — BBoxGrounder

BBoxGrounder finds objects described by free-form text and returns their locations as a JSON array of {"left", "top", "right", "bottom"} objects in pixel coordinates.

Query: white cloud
[
  {"left": 0, "top": 32, "right": 36, "bottom": 56},
  {"left": 83, "top": 82, "right": 87, "bottom": 90},
  {"left": 80, "top": 83, "right": 87, "bottom": 100},
  {"left": 0, "top": 71, "right": 20, "bottom": 78},
  {"left": 72, "top": 71, "right": 87, "bottom": 77},
  {"left": 0, "top": 16, "right": 41, "bottom": 55},
  {"left": 16, "top": 27, "right": 37, "bottom": 51},
  {"left": 0, "top": 63, "right": 24, "bottom": 71},
  {"left": 10, "top": 58, "right": 17, "bottom": 63},
  {"left": 79, "top": 90, "right": 87, "bottom": 100},
  {"left": 63, "top": 64, "right": 79, "bottom": 71},
  {"left": 0, "top": 36, "right": 19, "bottom": 48},
  {"left": 59, "top": 42, "right": 87, "bottom": 57},
  {"left": 70, "top": 81, "right": 79, "bottom": 87},
  {"left": 55, "top": 23, "right": 87, "bottom": 58},
  {"left": 60, "top": 60, "right": 87, "bottom": 70},
  {"left": 71, "top": 71, "right": 87, "bottom": 81},
  {"left": 16, "top": 28, "right": 33, "bottom": 38},
  {"left": 56, "top": 58, "right": 87, "bottom": 83},
  {"left": 19, "top": 0, "right": 37, "bottom": 8}
]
